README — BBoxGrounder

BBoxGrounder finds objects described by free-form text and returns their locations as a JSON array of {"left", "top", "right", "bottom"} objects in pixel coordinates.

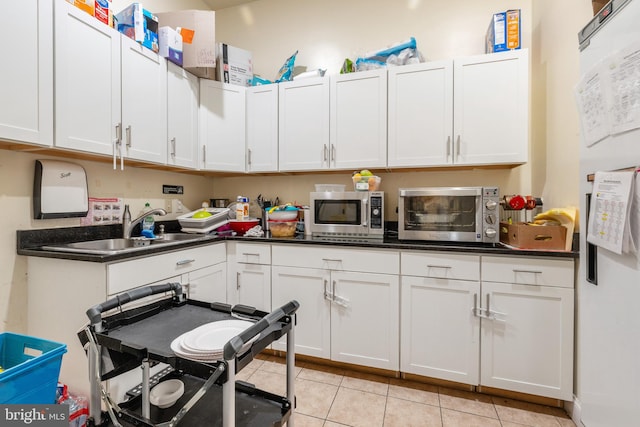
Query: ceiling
[{"left": 201, "top": 0, "right": 254, "bottom": 10}]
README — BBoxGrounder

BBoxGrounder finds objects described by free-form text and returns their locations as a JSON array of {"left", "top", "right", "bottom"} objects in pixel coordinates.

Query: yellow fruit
[
  {"left": 193, "top": 210, "right": 212, "bottom": 219},
  {"left": 352, "top": 173, "right": 362, "bottom": 181},
  {"left": 360, "top": 169, "right": 373, "bottom": 177}
]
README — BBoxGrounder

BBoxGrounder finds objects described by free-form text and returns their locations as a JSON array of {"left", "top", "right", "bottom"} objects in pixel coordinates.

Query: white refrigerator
[{"left": 577, "top": 0, "right": 640, "bottom": 425}]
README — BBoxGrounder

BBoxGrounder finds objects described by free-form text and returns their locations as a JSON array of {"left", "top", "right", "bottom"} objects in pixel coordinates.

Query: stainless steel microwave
[
  {"left": 309, "top": 191, "right": 384, "bottom": 239},
  {"left": 398, "top": 187, "right": 499, "bottom": 243}
]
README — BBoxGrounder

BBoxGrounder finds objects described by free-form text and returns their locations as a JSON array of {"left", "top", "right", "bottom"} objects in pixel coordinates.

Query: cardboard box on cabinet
[
  {"left": 115, "top": 3, "right": 159, "bottom": 53},
  {"left": 499, "top": 221, "right": 567, "bottom": 250},
  {"left": 156, "top": 10, "right": 216, "bottom": 79},
  {"left": 159, "top": 27, "right": 183, "bottom": 66},
  {"left": 486, "top": 9, "right": 521, "bottom": 53},
  {"left": 217, "top": 43, "right": 253, "bottom": 86}
]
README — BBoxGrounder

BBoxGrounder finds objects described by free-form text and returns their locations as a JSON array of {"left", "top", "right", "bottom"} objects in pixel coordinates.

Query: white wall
[{"left": 0, "top": 148, "right": 213, "bottom": 332}]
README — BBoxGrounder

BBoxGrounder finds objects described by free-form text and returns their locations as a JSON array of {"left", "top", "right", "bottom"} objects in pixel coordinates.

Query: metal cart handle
[
  {"left": 86, "top": 282, "right": 183, "bottom": 328},
  {"left": 223, "top": 300, "right": 299, "bottom": 360}
]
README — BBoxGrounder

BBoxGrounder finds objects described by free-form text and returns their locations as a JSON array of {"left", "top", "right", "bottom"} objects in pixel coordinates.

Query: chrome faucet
[{"left": 122, "top": 204, "right": 167, "bottom": 238}]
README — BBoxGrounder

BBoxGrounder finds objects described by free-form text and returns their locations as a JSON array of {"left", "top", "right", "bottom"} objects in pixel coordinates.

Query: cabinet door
[
  {"left": 54, "top": 1, "right": 121, "bottom": 156},
  {"left": 187, "top": 263, "right": 227, "bottom": 304},
  {"left": 271, "top": 266, "right": 331, "bottom": 359},
  {"left": 167, "top": 62, "right": 198, "bottom": 168},
  {"left": 236, "top": 264, "right": 271, "bottom": 312},
  {"left": 0, "top": 0, "right": 52, "bottom": 146},
  {"left": 121, "top": 36, "right": 167, "bottom": 164},
  {"left": 278, "top": 77, "right": 330, "bottom": 171},
  {"left": 401, "top": 275, "right": 479, "bottom": 384},
  {"left": 246, "top": 85, "right": 278, "bottom": 172},
  {"left": 199, "top": 80, "right": 246, "bottom": 172},
  {"left": 387, "top": 60, "right": 453, "bottom": 167},
  {"left": 330, "top": 70, "right": 387, "bottom": 169},
  {"left": 480, "top": 281, "right": 574, "bottom": 400},
  {"left": 453, "top": 50, "right": 529, "bottom": 165},
  {"left": 331, "top": 271, "right": 399, "bottom": 371}
]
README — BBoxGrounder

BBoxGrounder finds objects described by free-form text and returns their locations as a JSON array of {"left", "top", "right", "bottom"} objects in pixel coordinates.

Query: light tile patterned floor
[{"left": 239, "top": 354, "right": 577, "bottom": 427}]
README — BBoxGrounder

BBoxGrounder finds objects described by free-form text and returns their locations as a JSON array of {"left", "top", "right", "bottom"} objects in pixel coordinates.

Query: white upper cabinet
[
  {"left": 388, "top": 60, "right": 453, "bottom": 167},
  {"left": 330, "top": 69, "right": 387, "bottom": 170},
  {"left": 54, "top": 1, "right": 121, "bottom": 158},
  {"left": 388, "top": 49, "right": 529, "bottom": 168},
  {"left": 199, "top": 80, "right": 246, "bottom": 172},
  {"left": 278, "top": 77, "right": 330, "bottom": 171},
  {"left": 167, "top": 62, "right": 199, "bottom": 169},
  {"left": 120, "top": 36, "right": 168, "bottom": 164},
  {"left": 246, "top": 85, "right": 279, "bottom": 172},
  {"left": 0, "top": 0, "right": 53, "bottom": 146},
  {"left": 453, "top": 49, "right": 529, "bottom": 165}
]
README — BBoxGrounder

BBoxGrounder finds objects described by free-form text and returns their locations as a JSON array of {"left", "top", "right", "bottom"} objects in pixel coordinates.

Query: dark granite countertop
[{"left": 17, "top": 222, "right": 578, "bottom": 263}]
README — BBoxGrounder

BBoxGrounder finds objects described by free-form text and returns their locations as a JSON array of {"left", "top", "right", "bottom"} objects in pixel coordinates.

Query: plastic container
[
  {"left": 0, "top": 332, "right": 67, "bottom": 404},
  {"left": 314, "top": 184, "right": 346, "bottom": 192},
  {"left": 150, "top": 379, "right": 184, "bottom": 408},
  {"left": 268, "top": 219, "right": 297, "bottom": 237},
  {"left": 142, "top": 202, "right": 155, "bottom": 232},
  {"left": 352, "top": 175, "right": 381, "bottom": 191},
  {"left": 268, "top": 208, "right": 299, "bottom": 221},
  {"left": 235, "top": 196, "right": 249, "bottom": 221}
]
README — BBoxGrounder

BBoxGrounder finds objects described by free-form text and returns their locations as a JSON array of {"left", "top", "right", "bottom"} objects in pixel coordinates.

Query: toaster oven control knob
[
  {"left": 485, "top": 228, "right": 497, "bottom": 239},
  {"left": 485, "top": 214, "right": 496, "bottom": 225},
  {"left": 485, "top": 200, "right": 498, "bottom": 210},
  {"left": 373, "top": 208, "right": 380, "bottom": 216}
]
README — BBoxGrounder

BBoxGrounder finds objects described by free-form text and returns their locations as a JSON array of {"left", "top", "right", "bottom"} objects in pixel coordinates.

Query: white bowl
[
  {"left": 150, "top": 379, "right": 184, "bottom": 409},
  {"left": 268, "top": 209, "right": 299, "bottom": 221}
]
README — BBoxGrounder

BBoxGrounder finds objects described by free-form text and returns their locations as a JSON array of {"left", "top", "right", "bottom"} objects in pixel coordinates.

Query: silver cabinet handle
[
  {"left": 126, "top": 125, "right": 132, "bottom": 148},
  {"left": 456, "top": 135, "right": 460, "bottom": 156},
  {"left": 332, "top": 280, "right": 337, "bottom": 302},
  {"left": 247, "top": 148, "right": 252, "bottom": 166},
  {"left": 202, "top": 145, "right": 207, "bottom": 165},
  {"left": 323, "top": 279, "right": 332, "bottom": 301},
  {"left": 427, "top": 264, "right": 452, "bottom": 269},
  {"left": 425, "top": 264, "right": 451, "bottom": 279},
  {"left": 170, "top": 137, "right": 176, "bottom": 157},
  {"left": 242, "top": 252, "right": 260, "bottom": 256},
  {"left": 446, "top": 136, "right": 451, "bottom": 158},
  {"left": 237, "top": 272, "right": 240, "bottom": 290},
  {"left": 332, "top": 279, "right": 350, "bottom": 307},
  {"left": 513, "top": 269, "right": 543, "bottom": 274},
  {"left": 113, "top": 123, "right": 121, "bottom": 170},
  {"left": 176, "top": 259, "right": 195, "bottom": 266},
  {"left": 322, "top": 258, "right": 343, "bottom": 263},
  {"left": 323, "top": 144, "right": 328, "bottom": 162},
  {"left": 331, "top": 144, "right": 335, "bottom": 162}
]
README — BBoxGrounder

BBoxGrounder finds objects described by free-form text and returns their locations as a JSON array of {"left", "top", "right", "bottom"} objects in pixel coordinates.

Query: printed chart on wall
[
  {"left": 575, "top": 40, "right": 640, "bottom": 147},
  {"left": 587, "top": 170, "right": 640, "bottom": 254},
  {"left": 80, "top": 197, "right": 124, "bottom": 226}
]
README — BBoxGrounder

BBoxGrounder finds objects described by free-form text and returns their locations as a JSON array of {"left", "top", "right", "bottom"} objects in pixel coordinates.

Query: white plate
[{"left": 182, "top": 320, "right": 254, "bottom": 352}]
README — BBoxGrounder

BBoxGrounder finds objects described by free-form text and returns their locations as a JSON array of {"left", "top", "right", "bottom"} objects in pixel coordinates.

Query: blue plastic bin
[{"left": 0, "top": 332, "right": 67, "bottom": 404}]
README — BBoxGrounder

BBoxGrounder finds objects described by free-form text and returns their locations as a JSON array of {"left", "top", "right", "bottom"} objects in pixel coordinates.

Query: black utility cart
[{"left": 79, "top": 283, "right": 299, "bottom": 427}]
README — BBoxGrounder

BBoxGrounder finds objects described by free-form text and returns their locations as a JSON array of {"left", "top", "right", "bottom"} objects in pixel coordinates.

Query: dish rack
[
  {"left": 178, "top": 207, "right": 230, "bottom": 233},
  {"left": 78, "top": 283, "right": 299, "bottom": 427}
]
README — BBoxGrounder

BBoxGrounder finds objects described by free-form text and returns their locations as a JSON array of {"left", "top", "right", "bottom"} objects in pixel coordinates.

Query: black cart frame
[{"left": 79, "top": 283, "right": 298, "bottom": 427}]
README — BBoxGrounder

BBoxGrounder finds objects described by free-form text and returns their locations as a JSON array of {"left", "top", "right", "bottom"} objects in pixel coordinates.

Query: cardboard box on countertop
[
  {"left": 499, "top": 221, "right": 567, "bottom": 251},
  {"left": 156, "top": 10, "right": 216, "bottom": 79}
]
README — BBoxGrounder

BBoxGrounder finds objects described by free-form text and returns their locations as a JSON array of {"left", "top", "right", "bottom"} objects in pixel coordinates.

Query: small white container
[{"left": 150, "top": 379, "right": 184, "bottom": 408}]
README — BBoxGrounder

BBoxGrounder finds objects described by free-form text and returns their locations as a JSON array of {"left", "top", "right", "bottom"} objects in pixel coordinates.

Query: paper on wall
[
  {"left": 80, "top": 197, "right": 123, "bottom": 226},
  {"left": 605, "top": 41, "right": 640, "bottom": 135},
  {"left": 575, "top": 61, "right": 611, "bottom": 147}
]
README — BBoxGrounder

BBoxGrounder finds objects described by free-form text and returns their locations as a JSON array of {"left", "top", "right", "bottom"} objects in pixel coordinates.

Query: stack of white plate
[{"left": 170, "top": 320, "right": 257, "bottom": 362}]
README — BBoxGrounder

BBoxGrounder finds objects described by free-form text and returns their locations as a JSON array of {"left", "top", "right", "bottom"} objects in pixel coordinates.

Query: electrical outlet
[
  {"left": 164, "top": 199, "right": 172, "bottom": 213},
  {"left": 172, "top": 199, "right": 184, "bottom": 213}
]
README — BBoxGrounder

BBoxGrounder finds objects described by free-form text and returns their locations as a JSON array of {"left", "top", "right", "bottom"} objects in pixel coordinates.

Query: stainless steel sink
[{"left": 41, "top": 233, "right": 211, "bottom": 255}]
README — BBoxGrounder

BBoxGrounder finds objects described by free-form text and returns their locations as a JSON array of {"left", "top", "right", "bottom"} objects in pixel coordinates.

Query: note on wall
[
  {"left": 587, "top": 170, "right": 637, "bottom": 254},
  {"left": 80, "top": 197, "right": 124, "bottom": 226}
]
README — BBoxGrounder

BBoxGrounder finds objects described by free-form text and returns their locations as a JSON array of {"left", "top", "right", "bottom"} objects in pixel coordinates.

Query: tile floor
[{"left": 237, "top": 354, "right": 577, "bottom": 427}]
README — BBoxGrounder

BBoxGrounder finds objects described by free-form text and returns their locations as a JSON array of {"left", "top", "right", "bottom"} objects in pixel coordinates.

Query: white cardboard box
[
  {"left": 217, "top": 43, "right": 253, "bottom": 87},
  {"left": 158, "top": 26, "right": 183, "bottom": 66},
  {"left": 156, "top": 10, "right": 216, "bottom": 79}
]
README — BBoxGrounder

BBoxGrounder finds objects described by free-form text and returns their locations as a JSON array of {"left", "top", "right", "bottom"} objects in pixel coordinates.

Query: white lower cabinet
[
  {"left": 400, "top": 252, "right": 481, "bottom": 385},
  {"left": 228, "top": 242, "right": 271, "bottom": 312},
  {"left": 26, "top": 243, "right": 226, "bottom": 398},
  {"left": 185, "top": 263, "right": 227, "bottom": 304},
  {"left": 271, "top": 244, "right": 399, "bottom": 371},
  {"left": 401, "top": 252, "right": 574, "bottom": 400}
]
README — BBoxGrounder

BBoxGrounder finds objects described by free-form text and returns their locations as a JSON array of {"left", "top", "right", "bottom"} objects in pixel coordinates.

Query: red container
[{"left": 229, "top": 219, "right": 260, "bottom": 235}]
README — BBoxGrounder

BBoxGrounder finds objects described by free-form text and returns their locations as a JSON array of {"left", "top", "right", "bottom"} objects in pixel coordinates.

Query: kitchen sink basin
[{"left": 41, "top": 233, "right": 211, "bottom": 255}]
